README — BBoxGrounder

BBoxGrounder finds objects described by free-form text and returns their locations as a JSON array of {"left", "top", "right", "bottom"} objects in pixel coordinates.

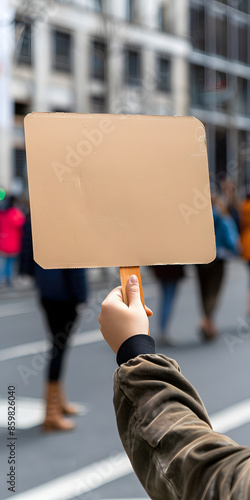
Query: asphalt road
[{"left": 0, "top": 261, "right": 250, "bottom": 500}]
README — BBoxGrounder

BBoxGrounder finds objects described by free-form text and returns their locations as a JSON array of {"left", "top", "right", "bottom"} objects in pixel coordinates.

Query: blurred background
[
  {"left": 0, "top": 1, "right": 250, "bottom": 500},
  {"left": 0, "top": 0, "right": 250, "bottom": 196}
]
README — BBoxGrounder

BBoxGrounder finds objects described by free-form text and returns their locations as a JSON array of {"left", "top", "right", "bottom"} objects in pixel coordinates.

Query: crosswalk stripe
[
  {"left": 0, "top": 397, "right": 88, "bottom": 429},
  {"left": 1, "top": 398, "right": 250, "bottom": 499},
  {"left": 210, "top": 399, "right": 250, "bottom": 434},
  {"left": 0, "top": 307, "right": 35, "bottom": 318},
  {"left": 0, "top": 329, "right": 103, "bottom": 361},
  {"left": 1, "top": 453, "right": 132, "bottom": 500},
  {"left": 0, "top": 303, "right": 35, "bottom": 318}
]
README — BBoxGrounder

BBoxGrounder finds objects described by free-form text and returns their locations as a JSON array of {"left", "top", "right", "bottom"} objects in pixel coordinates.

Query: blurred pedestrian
[
  {"left": 240, "top": 190, "right": 250, "bottom": 319},
  {"left": 152, "top": 265, "right": 185, "bottom": 345},
  {"left": 19, "top": 210, "right": 34, "bottom": 279},
  {"left": 0, "top": 195, "right": 25, "bottom": 286},
  {"left": 221, "top": 177, "right": 240, "bottom": 233},
  {"left": 35, "top": 266, "right": 88, "bottom": 431},
  {"left": 98, "top": 275, "right": 250, "bottom": 500},
  {"left": 18, "top": 210, "right": 88, "bottom": 430},
  {"left": 196, "top": 195, "right": 240, "bottom": 341}
]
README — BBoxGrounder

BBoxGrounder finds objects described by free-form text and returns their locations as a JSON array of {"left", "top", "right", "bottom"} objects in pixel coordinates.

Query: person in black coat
[
  {"left": 35, "top": 265, "right": 88, "bottom": 431},
  {"left": 19, "top": 212, "right": 88, "bottom": 431}
]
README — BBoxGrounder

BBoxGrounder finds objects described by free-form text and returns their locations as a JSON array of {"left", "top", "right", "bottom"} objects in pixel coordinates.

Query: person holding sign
[{"left": 98, "top": 275, "right": 250, "bottom": 500}]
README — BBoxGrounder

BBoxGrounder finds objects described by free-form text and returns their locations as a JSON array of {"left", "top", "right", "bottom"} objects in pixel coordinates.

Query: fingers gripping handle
[
  {"left": 119, "top": 266, "right": 145, "bottom": 307},
  {"left": 119, "top": 267, "right": 150, "bottom": 336}
]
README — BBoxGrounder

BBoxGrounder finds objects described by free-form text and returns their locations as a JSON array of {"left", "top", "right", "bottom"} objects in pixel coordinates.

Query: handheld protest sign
[{"left": 24, "top": 113, "right": 216, "bottom": 322}]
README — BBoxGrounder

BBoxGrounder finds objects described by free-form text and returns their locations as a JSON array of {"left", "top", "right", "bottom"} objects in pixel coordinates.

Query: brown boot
[
  {"left": 43, "top": 381, "right": 75, "bottom": 432},
  {"left": 58, "top": 382, "right": 79, "bottom": 416}
]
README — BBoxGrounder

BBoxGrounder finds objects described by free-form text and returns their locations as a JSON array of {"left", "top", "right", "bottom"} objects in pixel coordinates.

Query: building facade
[
  {"left": 0, "top": 0, "right": 249, "bottom": 194},
  {"left": 189, "top": 0, "right": 250, "bottom": 191}
]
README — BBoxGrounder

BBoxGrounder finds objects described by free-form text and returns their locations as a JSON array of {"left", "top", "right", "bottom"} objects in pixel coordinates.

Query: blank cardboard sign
[{"left": 24, "top": 113, "right": 216, "bottom": 269}]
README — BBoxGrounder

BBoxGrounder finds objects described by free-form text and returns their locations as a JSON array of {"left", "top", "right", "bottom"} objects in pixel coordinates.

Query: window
[
  {"left": 191, "top": 65, "right": 205, "bottom": 107},
  {"left": 124, "top": 49, "right": 141, "bottom": 86},
  {"left": 238, "top": 23, "right": 248, "bottom": 64},
  {"left": 190, "top": 5, "right": 205, "bottom": 51},
  {"left": 227, "top": 16, "right": 237, "bottom": 60},
  {"left": 126, "top": 0, "right": 135, "bottom": 22},
  {"left": 238, "top": 0, "right": 249, "bottom": 12},
  {"left": 157, "top": 58, "right": 171, "bottom": 92},
  {"left": 239, "top": 130, "right": 250, "bottom": 188},
  {"left": 227, "top": 0, "right": 249, "bottom": 12},
  {"left": 217, "top": 0, "right": 249, "bottom": 10},
  {"left": 191, "top": 66, "right": 232, "bottom": 111},
  {"left": 216, "top": 127, "right": 227, "bottom": 179},
  {"left": 93, "top": 0, "right": 102, "bottom": 11},
  {"left": 14, "top": 149, "right": 27, "bottom": 181},
  {"left": 158, "top": 3, "right": 163, "bottom": 30},
  {"left": 90, "top": 96, "right": 106, "bottom": 113},
  {"left": 237, "top": 78, "right": 249, "bottom": 115},
  {"left": 158, "top": 1, "right": 172, "bottom": 33},
  {"left": 15, "top": 21, "right": 32, "bottom": 65},
  {"left": 51, "top": 108, "right": 73, "bottom": 113},
  {"left": 215, "top": 71, "right": 229, "bottom": 112},
  {"left": 53, "top": 30, "right": 71, "bottom": 72},
  {"left": 216, "top": 14, "right": 227, "bottom": 58},
  {"left": 91, "top": 40, "right": 107, "bottom": 81},
  {"left": 15, "top": 102, "right": 30, "bottom": 117}
]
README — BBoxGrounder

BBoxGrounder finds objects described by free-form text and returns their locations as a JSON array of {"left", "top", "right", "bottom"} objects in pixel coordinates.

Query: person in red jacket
[{"left": 0, "top": 195, "right": 25, "bottom": 286}]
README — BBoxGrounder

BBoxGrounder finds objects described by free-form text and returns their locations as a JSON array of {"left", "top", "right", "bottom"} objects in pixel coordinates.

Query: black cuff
[{"left": 116, "top": 335, "right": 156, "bottom": 366}]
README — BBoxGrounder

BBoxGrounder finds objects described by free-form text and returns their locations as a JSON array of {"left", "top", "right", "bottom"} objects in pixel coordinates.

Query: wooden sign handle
[
  {"left": 119, "top": 266, "right": 145, "bottom": 307},
  {"left": 119, "top": 266, "right": 150, "bottom": 335}
]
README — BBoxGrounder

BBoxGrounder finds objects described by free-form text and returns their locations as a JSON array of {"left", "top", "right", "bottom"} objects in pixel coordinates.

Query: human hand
[{"left": 98, "top": 275, "right": 153, "bottom": 354}]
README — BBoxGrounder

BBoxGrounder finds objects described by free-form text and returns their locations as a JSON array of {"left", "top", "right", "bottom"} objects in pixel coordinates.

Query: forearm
[{"left": 113, "top": 343, "right": 250, "bottom": 500}]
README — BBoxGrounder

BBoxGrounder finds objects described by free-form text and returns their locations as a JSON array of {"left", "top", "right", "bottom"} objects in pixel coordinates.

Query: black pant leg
[
  {"left": 196, "top": 260, "right": 225, "bottom": 318},
  {"left": 40, "top": 298, "right": 77, "bottom": 381}
]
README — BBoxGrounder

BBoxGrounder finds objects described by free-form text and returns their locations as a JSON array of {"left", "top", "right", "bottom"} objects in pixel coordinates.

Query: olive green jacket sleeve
[{"left": 113, "top": 354, "right": 250, "bottom": 500}]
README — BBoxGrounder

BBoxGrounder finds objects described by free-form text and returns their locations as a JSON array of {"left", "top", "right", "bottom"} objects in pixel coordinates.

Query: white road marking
[
  {"left": 210, "top": 399, "right": 250, "bottom": 434},
  {"left": 72, "top": 330, "right": 102, "bottom": 347},
  {"left": 0, "top": 302, "right": 35, "bottom": 318},
  {"left": 2, "top": 398, "right": 250, "bottom": 499},
  {"left": 1, "top": 452, "right": 133, "bottom": 500},
  {"left": 0, "top": 397, "right": 88, "bottom": 429},
  {"left": 0, "top": 340, "right": 49, "bottom": 361},
  {"left": 0, "top": 395, "right": 248, "bottom": 498},
  {"left": 0, "top": 329, "right": 103, "bottom": 361}
]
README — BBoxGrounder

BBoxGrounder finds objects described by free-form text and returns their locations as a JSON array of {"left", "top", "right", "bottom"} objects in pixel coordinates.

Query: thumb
[{"left": 126, "top": 274, "right": 143, "bottom": 308}]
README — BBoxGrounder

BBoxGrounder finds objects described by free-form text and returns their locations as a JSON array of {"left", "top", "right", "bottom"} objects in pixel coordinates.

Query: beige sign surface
[{"left": 24, "top": 113, "right": 216, "bottom": 269}]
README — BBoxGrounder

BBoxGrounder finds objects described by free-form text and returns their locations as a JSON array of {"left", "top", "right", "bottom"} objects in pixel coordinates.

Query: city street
[{"left": 0, "top": 261, "right": 250, "bottom": 500}]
